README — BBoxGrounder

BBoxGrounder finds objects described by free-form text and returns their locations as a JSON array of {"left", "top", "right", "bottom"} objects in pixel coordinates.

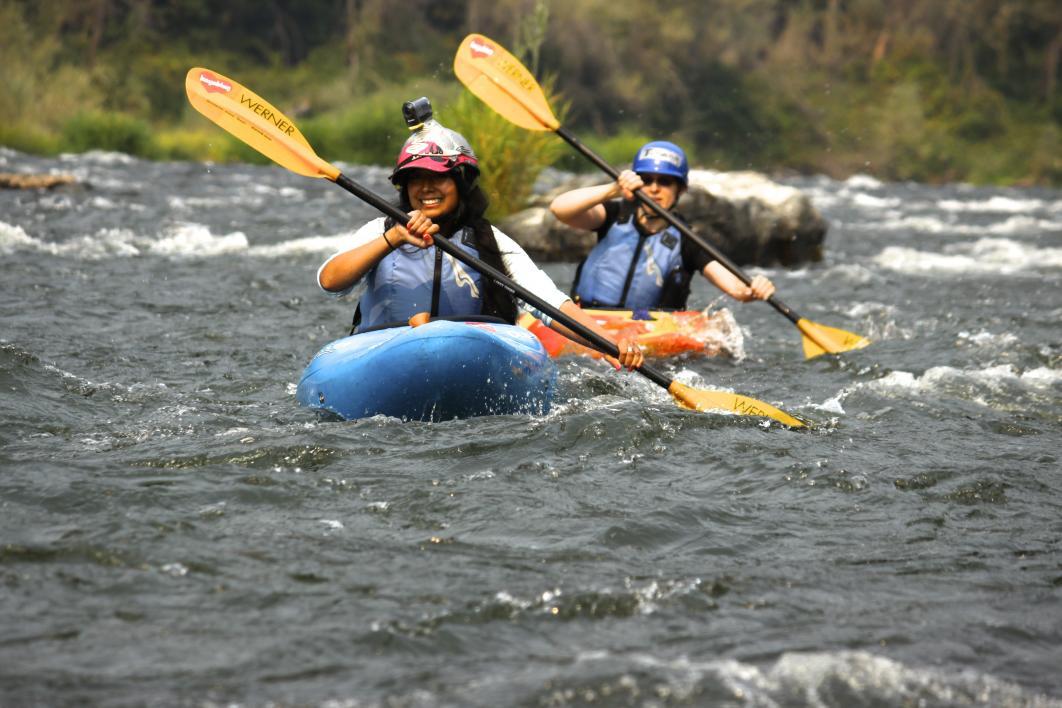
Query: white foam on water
[
  {"left": 574, "top": 649, "right": 1058, "bottom": 706},
  {"left": 989, "top": 214, "right": 1062, "bottom": 234},
  {"left": 843, "top": 211, "right": 1062, "bottom": 235},
  {"left": 844, "top": 174, "right": 884, "bottom": 189},
  {"left": 0, "top": 221, "right": 38, "bottom": 254},
  {"left": 874, "top": 238, "right": 1062, "bottom": 275},
  {"left": 957, "top": 329, "right": 1021, "bottom": 349},
  {"left": 870, "top": 364, "right": 1060, "bottom": 399},
  {"left": 799, "top": 188, "right": 842, "bottom": 210},
  {"left": 743, "top": 650, "right": 1055, "bottom": 707},
  {"left": 1021, "top": 367, "right": 1062, "bottom": 388},
  {"left": 249, "top": 183, "right": 307, "bottom": 201},
  {"left": 150, "top": 223, "right": 249, "bottom": 256},
  {"left": 1, "top": 219, "right": 251, "bottom": 259},
  {"left": 249, "top": 232, "right": 352, "bottom": 257},
  {"left": 938, "top": 195, "right": 1053, "bottom": 213},
  {"left": 843, "top": 301, "right": 894, "bottom": 319},
  {"left": 59, "top": 149, "right": 136, "bottom": 165},
  {"left": 167, "top": 195, "right": 259, "bottom": 210},
  {"left": 815, "top": 262, "right": 880, "bottom": 285},
  {"left": 860, "top": 213, "right": 956, "bottom": 233},
  {"left": 808, "top": 391, "right": 847, "bottom": 414},
  {"left": 850, "top": 192, "right": 902, "bottom": 209},
  {"left": 1, "top": 221, "right": 141, "bottom": 258},
  {"left": 89, "top": 196, "right": 119, "bottom": 209}
]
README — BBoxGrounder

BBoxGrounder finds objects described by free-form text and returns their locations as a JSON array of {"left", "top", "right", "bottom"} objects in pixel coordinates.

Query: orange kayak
[{"left": 518, "top": 307, "right": 743, "bottom": 359}]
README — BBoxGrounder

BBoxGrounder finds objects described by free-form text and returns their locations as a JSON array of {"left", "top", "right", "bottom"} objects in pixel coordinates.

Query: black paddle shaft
[
  {"left": 333, "top": 173, "right": 675, "bottom": 390},
  {"left": 554, "top": 126, "right": 803, "bottom": 326}
]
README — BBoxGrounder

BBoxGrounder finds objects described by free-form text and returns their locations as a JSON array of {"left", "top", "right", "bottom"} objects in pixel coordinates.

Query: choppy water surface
[{"left": 1, "top": 148, "right": 1060, "bottom": 707}]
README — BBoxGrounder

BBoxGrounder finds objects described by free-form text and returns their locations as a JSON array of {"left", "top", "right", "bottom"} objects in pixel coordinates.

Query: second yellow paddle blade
[
  {"left": 453, "top": 34, "right": 560, "bottom": 132},
  {"left": 667, "top": 381, "right": 807, "bottom": 428},
  {"left": 797, "top": 319, "right": 871, "bottom": 359},
  {"left": 184, "top": 67, "right": 337, "bottom": 180}
]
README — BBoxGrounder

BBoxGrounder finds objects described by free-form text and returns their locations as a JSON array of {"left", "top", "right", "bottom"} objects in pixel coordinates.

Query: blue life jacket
[
  {"left": 355, "top": 228, "right": 485, "bottom": 331},
  {"left": 573, "top": 215, "right": 685, "bottom": 308}
]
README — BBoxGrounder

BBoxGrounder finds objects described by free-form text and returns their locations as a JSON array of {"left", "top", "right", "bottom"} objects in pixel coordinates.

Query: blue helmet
[{"left": 632, "top": 141, "right": 688, "bottom": 186}]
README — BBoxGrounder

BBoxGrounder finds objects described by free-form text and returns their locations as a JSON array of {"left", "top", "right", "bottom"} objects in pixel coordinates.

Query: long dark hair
[{"left": 390, "top": 171, "right": 518, "bottom": 324}]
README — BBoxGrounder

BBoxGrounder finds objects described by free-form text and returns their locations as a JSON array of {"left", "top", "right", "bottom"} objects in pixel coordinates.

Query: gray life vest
[
  {"left": 355, "top": 228, "right": 484, "bottom": 331},
  {"left": 573, "top": 216, "right": 685, "bottom": 308}
]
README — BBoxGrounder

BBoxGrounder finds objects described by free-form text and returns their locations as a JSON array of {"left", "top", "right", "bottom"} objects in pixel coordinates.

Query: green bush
[
  {"left": 60, "top": 112, "right": 155, "bottom": 156},
  {"left": 0, "top": 124, "right": 60, "bottom": 155}
]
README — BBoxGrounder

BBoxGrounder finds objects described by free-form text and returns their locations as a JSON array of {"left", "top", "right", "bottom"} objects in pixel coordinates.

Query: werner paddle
[
  {"left": 453, "top": 34, "right": 870, "bottom": 360},
  {"left": 185, "top": 67, "right": 806, "bottom": 427}
]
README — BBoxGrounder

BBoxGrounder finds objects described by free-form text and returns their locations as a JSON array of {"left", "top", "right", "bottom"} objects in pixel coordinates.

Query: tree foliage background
[{"left": 2, "top": 0, "right": 1059, "bottom": 191}]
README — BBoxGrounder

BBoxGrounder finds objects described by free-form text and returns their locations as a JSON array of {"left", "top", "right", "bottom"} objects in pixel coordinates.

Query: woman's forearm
[
  {"left": 548, "top": 183, "right": 618, "bottom": 230},
  {"left": 319, "top": 233, "right": 395, "bottom": 292}
]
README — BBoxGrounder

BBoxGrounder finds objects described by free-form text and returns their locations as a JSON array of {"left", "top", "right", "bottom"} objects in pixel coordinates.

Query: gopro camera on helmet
[
  {"left": 391, "top": 97, "right": 480, "bottom": 188},
  {"left": 402, "top": 97, "right": 433, "bottom": 131}
]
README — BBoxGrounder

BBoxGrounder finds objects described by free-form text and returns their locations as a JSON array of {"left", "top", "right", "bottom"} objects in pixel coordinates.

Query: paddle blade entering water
[
  {"left": 797, "top": 319, "right": 871, "bottom": 359},
  {"left": 667, "top": 381, "right": 807, "bottom": 428},
  {"left": 453, "top": 34, "right": 560, "bottom": 132},
  {"left": 185, "top": 67, "right": 338, "bottom": 180}
]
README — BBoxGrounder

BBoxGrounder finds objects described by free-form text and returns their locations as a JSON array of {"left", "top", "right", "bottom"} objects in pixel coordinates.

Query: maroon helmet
[{"left": 389, "top": 122, "right": 479, "bottom": 186}]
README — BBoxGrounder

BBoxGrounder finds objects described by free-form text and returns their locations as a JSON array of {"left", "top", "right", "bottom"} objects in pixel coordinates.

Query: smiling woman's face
[{"left": 405, "top": 170, "right": 459, "bottom": 218}]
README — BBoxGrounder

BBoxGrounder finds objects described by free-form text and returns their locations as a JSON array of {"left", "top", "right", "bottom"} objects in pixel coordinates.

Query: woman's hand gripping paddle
[
  {"left": 185, "top": 67, "right": 807, "bottom": 428},
  {"left": 453, "top": 34, "right": 870, "bottom": 360}
]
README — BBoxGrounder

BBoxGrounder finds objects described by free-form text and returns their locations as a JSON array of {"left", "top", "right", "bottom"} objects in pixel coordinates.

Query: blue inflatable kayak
[{"left": 297, "top": 319, "right": 557, "bottom": 421}]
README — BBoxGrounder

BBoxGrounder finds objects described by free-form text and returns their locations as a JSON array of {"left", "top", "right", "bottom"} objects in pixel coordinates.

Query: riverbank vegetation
[{"left": 3, "top": 0, "right": 1059, "bottom": 204}]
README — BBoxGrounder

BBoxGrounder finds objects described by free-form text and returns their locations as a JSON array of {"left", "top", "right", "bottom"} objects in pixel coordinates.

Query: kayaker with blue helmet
[
  {"left": 550, "top": 140, "right": 776, "bottom": 310},
  {"left": 317, "top": 104, "right": 644, "bottom": 370}
]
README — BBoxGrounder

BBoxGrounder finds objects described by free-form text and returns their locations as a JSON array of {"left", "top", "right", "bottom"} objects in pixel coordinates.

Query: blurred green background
[{"left": 3, "top": 0, "right": 1059, "bottom": 212}]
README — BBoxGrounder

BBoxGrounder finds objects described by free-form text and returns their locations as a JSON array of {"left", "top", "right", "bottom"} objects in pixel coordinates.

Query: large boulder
[{"left": 499, "top": 169, "right": 827, "bottom": 265}]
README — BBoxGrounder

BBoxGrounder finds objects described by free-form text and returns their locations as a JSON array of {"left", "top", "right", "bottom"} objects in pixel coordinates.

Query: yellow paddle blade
[
  {"left": 667, "top": 381, "right": 808, "bottom": 428},
  {"left": 453, "top": 34, "right": 560, "bottom": 132},
  {"left": 184, "top": 67, "right": 339, "bottom": 181},
  {"left": 797, "top": 318, "right": 872, "bottom": 359}
]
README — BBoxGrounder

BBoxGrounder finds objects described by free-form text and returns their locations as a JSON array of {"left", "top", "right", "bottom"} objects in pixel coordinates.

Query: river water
[{"left": 1, "top": 148, "right": 1060, "bottom": 707}]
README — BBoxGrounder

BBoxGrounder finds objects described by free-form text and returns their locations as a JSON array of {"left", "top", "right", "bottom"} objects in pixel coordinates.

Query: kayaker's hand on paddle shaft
[
  {"left": 747, "top": 274, "right": 776, "bottom": 301},
  {"left": 610, "top": 332, "right": 644, "bottom": 371},
  {"left": 615, "top": 170, "right": 643, "bottom": 201},
  {"left": 549, "top": 301, "right": 644, "bottom": 371},
  {"left": 318, "top": 211, "right": 442, "bottom": 293},
  {"left": 386, "top": 209, "right": 440, "bottom": 248},
  {"left": 703, "top": 262, "right": 776, "bottom": 302}
]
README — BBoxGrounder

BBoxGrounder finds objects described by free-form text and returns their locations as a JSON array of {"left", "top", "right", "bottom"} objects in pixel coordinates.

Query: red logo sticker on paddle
[
  {"left": 199, "top": 71, "right": 232, "bottom": 94},
  {"left": 469, "top": 38, "right": 495, "bottom": 59}
]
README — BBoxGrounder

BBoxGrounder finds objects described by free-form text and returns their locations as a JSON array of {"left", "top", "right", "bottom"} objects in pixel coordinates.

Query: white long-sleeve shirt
[{"left": 317, "top": 216, "right": 570, "bottom": 323}]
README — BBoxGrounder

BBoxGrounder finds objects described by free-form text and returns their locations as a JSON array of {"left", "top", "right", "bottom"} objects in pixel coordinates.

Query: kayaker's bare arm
[
  {"left": 548, "top": 171, "right": 644, "bottom": 231},
  {"left": 319, "top": 211, "right": 440, "bottom": 292},
  {"left": 547, "top": 300, "right": 644, "bottom": 370},
  {"left": 701, "top": 261, "right": 776, "bottom": 302}
]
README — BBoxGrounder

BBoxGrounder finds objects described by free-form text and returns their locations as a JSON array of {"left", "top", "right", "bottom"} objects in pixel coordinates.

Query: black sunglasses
[{"left": 638, "top": 173, "right": 679, "bottom": 187}]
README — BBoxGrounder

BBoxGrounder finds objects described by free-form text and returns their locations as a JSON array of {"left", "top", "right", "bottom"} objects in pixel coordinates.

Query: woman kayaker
[
  {"left": 317, "top": 117, "right": 644, "bottom": 370},
  {"left": 549, "top": 140, "right": 776, "bottom": 310}
]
